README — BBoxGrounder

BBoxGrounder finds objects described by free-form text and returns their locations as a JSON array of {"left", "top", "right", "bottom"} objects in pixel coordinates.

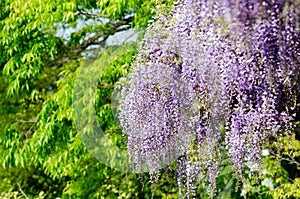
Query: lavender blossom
[{"left": 118, "top": 0, "right": 299, "bottom": 197}]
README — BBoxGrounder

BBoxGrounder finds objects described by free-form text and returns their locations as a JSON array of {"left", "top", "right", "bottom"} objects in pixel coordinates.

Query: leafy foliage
[{"left": 0, "top": 0, "right": 175, "bottom": 198}]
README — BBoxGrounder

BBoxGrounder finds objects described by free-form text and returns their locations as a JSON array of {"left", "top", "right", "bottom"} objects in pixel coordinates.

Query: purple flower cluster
[{"left": 118, "top": 0, "right": 299, "bottom": 197}]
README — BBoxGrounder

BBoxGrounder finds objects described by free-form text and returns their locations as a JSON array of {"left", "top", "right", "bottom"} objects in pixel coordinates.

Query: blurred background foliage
[{"left": 0, "top": 0, "right": 299, "bottom": 198}]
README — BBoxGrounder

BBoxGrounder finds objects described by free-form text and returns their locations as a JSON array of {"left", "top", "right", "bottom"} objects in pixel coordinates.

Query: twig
[
  {"left": 74, "top": 10, "right": 100, "bottom": 18},
  {"left": 270, "top": 151, "right": 300, "bottom": 167},
  {"left": 16, "top": 119, "right": 36, "bottom": 124},
  {"left": 17, "top": 183, "right": 29, "bottom": 199}
]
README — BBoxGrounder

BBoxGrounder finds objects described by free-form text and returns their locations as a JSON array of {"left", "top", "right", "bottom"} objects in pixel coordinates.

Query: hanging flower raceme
[{"left": 118, "top": 0, "right": 299, "bottom": 197}]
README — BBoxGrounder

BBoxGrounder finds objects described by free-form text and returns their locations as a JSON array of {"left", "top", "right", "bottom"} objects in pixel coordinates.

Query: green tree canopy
[{"left": 0, "top": 0, "right": 175, "bottom": 198}]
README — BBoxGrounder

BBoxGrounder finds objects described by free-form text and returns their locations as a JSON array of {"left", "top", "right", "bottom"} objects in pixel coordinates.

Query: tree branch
[{"left": 46, "top": 17, "right": 133, "bottom": 68}]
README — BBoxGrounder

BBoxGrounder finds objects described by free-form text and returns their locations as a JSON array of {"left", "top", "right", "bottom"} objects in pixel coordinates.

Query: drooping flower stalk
[{"left": 118, "top": 0, "right": 299, "bottom": 197}]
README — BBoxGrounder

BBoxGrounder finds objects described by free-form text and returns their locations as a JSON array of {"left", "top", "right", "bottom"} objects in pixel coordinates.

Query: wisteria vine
[{"left": 118, "top": 0, "right": 299, "bottom": 197}]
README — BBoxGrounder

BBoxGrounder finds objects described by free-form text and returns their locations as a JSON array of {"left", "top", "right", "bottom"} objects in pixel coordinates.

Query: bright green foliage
[
  {"left": 0, "top": 0, "right": 172, "bottom": 98},
  {"left": 266, "top": 124, "right": 300, "bottom": 199},
  {"left": 0, "top": 0, "right": 174, "bottom": 198},
  {"left": 0, "top": 41, "right": 179, "bottom": 198}
]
